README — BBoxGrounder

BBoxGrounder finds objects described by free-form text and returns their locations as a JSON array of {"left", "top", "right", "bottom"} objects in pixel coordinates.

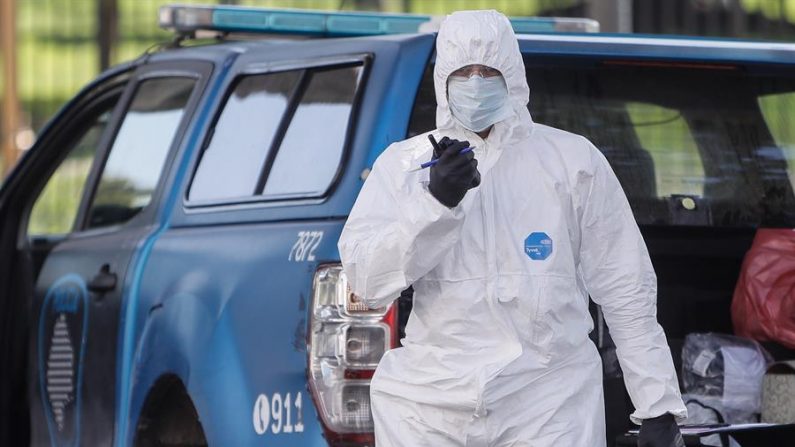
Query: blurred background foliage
[
  {"left": 12, "top": 0, "right": 581, "bottom": 136},
  {"left": 9, "top": 0, "right": 795, "bottom": 136},
  {"left": 4, "top": 0, "right": 795, "bottom": 233}
]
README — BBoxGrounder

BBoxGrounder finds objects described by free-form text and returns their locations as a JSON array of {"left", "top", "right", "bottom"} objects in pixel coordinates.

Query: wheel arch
[{"left": 133, "top": 374, "right": 207, "bottom": 447}]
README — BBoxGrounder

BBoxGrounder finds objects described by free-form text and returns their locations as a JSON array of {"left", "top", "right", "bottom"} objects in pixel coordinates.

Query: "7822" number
[{"left": 289, "top": 231, "right": 323, "bottom": 262}]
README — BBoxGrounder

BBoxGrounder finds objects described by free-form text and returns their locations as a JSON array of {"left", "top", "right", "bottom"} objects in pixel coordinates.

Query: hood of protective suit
[{"left": 434, "top": 10, "right": 534, "bottom": 143}]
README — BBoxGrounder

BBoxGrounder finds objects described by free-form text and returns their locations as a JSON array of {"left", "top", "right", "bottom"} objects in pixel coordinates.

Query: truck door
[
  {"left": 26, "top": 61, "right": 207, "bottom": 446},
  {"left": 0, "top": 67, "right": 131, "bottom": 446},
  {"left": 131, "top": 34, "right": 434, "bottom": 446}
]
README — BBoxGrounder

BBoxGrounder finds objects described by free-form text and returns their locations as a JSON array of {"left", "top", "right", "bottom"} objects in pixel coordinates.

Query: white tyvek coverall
[{"left": 338, "top": 10, "right": 687, "bottom": 446}]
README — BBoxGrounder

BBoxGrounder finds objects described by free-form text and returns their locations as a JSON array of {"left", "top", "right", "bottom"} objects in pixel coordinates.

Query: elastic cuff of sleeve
[
  {"left": 362, "top": 270, "right": 407, "bottom": 309},
  {"left": 421, "top": 183, "right": 464, "bottom": 217},
  {"left": 630, "top": 408, "right": 688, "bottom": 426}
]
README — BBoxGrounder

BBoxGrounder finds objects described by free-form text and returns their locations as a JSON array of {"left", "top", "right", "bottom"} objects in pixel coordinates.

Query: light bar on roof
[{"left": 158, "top": 4, "right": 599, "bottom": 37}]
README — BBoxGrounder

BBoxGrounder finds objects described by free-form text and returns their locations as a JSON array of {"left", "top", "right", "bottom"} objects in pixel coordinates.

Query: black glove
[
  {"left": 428, "top": 136, "right": 480, "bottom": 208},
  {"left": 638, "top": 414, "right": 685, "bottom": 447}
]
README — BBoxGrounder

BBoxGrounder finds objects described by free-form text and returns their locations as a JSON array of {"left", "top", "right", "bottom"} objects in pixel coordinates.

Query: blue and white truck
[{"left": 2, "top": 4, "right": 795, "bottom": 446}]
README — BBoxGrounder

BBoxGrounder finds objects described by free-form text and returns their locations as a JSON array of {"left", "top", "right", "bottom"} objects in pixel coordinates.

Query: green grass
[
  {"left": 742, "top": 0, "right": 795, "bottom": 23},
  {"left": 27, "top": 157, "right": 92, "bottom": 235},
  {"left": 626, "top": 102, "right": 706, "bottom": 198},
  {"left": 759, "top": 92, "right": 795, "bottom": 189}
]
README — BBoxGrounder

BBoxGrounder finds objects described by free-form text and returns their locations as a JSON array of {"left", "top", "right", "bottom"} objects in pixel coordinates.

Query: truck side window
[
  {"left": 188, "top": 63, "right": 362, "bottom": 204},
  {"left": 189, "top": 71, "right": 301, "bottom": 201},
  {"left": 27, "top": 108, "right": 116, "bottom": 236},
  {"left": 262, "top": 65, "right": 362, "bottom": 197},
  {"left": 86, "top": 77, "right": 195, "bottom": 229}
]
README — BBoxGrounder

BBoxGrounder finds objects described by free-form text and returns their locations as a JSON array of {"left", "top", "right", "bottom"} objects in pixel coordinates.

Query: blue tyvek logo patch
[{"left": 525, "top": 232, "right": 553, "bottom": 260}]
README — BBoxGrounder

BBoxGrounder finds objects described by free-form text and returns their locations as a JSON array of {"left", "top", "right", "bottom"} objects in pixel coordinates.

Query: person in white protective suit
[{"left": 338, "top": 10, "right": 687, "bottom": 447}]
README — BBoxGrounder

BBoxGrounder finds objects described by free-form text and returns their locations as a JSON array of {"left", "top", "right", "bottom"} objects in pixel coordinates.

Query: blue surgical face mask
[{"left": 447, "top": 75, "right": 514, "bottom": 132}]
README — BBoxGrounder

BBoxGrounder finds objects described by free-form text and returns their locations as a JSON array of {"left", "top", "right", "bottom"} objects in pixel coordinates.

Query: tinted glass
[
  {"left": 758, "top": 91, "right": 795, "bottom": 192},
  {"left": 86, "top": 77, "right": 194, "bottom": 229},
  {"left": 262, "top": 65, "right": 361, "bottom": 197},
  {"left": 408, "top": 60, "right": 795, "bottom": 228},
  {"left": 28, "top": 106, "right": 116, "bottom": 235},
  {"left": 189, "top": 71, "right": 301, "bottom": 201},
  {"left": 625, "top": 102, "right": 704, "bottom": 198}
]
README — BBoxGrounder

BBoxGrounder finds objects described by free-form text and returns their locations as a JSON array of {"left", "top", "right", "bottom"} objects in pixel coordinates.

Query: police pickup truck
[{"left": 2, "top": 4, "right": 795, "bottom": 447}]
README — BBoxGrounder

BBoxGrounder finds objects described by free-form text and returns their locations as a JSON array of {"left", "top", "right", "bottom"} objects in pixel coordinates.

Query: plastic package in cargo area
[
  {"left": 681, "top": 333, "right": 772, "bottom": 419},
  {"left": 732, "top": 228, "right": 795, "bottom": 349}
]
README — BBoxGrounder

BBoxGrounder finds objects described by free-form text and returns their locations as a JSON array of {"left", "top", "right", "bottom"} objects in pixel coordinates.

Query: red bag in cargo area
[{"left": 732, "top": 229, "right": 795, "bottom": 349}]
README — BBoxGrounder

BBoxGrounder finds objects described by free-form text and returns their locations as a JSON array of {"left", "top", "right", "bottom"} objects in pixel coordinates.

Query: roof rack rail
[{"left": 158, "top": 4, "right": 599, "bottom": 38}]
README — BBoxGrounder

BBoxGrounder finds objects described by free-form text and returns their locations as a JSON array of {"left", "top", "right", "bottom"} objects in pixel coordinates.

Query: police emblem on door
[{"left": 38, "top": 274, "right": 88, "bottom": 447}]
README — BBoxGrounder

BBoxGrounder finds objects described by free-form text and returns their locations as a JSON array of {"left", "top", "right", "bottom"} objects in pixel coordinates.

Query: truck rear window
[{"left": 408, "top": 59, "right": 795, "bottom": 228}]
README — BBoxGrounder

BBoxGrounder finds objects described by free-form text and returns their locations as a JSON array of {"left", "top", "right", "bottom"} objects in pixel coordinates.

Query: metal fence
[
  {"left": 2, "top": 0, "right": 795, "bottom": 177},
  {"left": 634, "top": 0, "right": 795, "bottom": 40}
]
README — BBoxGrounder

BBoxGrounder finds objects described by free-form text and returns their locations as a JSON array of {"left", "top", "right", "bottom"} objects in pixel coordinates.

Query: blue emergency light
[{"left": 158, "top": 4, "right": 599, "bottom": 37}]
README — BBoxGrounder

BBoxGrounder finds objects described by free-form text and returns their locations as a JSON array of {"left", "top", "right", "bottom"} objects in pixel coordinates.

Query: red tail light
[{"left": 307, "top": 264, "right": 398, "bottom": 446}]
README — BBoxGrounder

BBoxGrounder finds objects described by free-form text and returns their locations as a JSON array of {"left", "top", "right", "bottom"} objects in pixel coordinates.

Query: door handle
[{"left": 88, "top": 264, "right": 117, "bottom": 294}]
